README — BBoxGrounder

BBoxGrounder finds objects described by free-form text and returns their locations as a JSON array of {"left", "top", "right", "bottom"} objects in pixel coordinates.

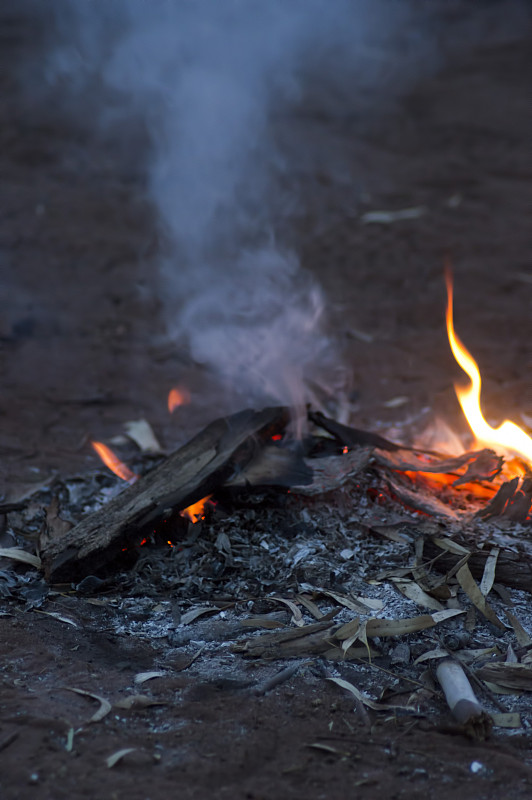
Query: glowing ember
[
  {"left": 180, "top": 496, "right": 211, "bottom": 523},
  {"left": 168, "top": 386, "right": 191, "bottom": 413},
  {"left": 91, "top": 441, "right": 138, "bottom": 484},
  {"left": 445, "top": 268, "right": 532, "bottom": 468}
]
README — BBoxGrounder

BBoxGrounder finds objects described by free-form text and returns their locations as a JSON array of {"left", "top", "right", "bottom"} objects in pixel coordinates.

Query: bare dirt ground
[{"left": 1, "top": 3, "right": 532, "bottom": 799}]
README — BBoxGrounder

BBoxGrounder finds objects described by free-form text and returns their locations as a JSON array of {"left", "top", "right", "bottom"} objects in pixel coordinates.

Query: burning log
[
  {"left": 38, "top": 395, "right": 532, "bottom": 592},
  {"left": 40, "top": 407, "right": 296, "bottom": 581}
]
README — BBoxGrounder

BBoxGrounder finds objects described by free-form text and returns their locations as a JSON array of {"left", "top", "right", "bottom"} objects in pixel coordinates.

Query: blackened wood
[
  {"left": 290, "top": 447, "right": 373, "bottom": 496},
  {"left": 503, "top": 477, "right": 532, "bottom": 522},
  {"left": 376, "top": 448, "right": 501, "bottom": 480},
  {"left": 226, "top": 444, "right": 312, "bottom": 489},
  {"left": 424, "top": 534, "right": 532, "bottom": 593},
  {"left": 40, "top": 407, "right": 289, "bottom": 582},
  {"left": 309, "top": 411, "right": 401, "bottom": 452},
  {"left": 476, "top": 477, "right": 519, "bottom": 519}
]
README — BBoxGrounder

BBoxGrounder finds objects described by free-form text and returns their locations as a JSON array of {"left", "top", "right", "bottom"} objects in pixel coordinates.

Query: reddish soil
[
  {"left": 1, "top": 3, "right": 532, "bottom": 799},
  {"left": 1, "top": 612, "right": 531, "bottom": 800}
]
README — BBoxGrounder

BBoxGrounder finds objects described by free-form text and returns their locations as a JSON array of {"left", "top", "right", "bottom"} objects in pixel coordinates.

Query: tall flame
[
  {"left": 445, "top": 268, "right": 532, "bottom": 467},
  {"left": 91, "top": 441, "right": 139, "bottom": 484}
]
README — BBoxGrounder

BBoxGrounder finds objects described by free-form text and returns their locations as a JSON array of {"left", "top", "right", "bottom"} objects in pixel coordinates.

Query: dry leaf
[
  {"left": 479, "top": 548, "right": 499, "bottom": 596},
  {"left": 360, "top": 206, "right": 425, "bottom": 224},
  {"left": 364, "top": 609, "right": 464, "bottom": 638},
  {"left": 297, "top": 594, "right": 324, "bottom": 620},
  {"left": 314, "top": 589, "right": 374, "bottom": 613},
  {"left": 454, "top": 647, "right": 499, "bottom": 664},
  {"left": 62, "top": 687, "right": 112, "bottom": 723},
  {"left": 307, "top": 743, "right": 351, "bottom": 756},
  {"left": 271, "top": 597, "right": 304, "bottom": 627},
  {"left": 335, "top": 618, "right": 360, "bottom": 642},
  {"left": 382, "top": 396, "right": 408, "bottom": 408},
  {"left": 328, "top": 676, "right": 404, "bottom": 711},
  {"left": 134, "top": 671, "right": 166, "bottom": 684},
  {"left": 106, "top": 748, "right": 137, "bottom": 768},
  {"left": 431, "top": 537, "right": 470, "bottom": 556},
  {"left": 124, "top": 419, "right": 162, "bottom": 454},
  {"left": 0, "top": 548, "right": 41, "bottom": 569},
  {"left": 491, "top": 712, "right": 522, "bottom": 729},
  {"left": 504, "top": 611, "right": 532, "bottom": 647},
  {"left": 34, "top": 610, "right": 78, "bottom": 627},
  {"left": 414, "top": 648, "right": 449, "bottom": 665},
  {"left": 391, "top": 578, "right": 444, "bottom": 612},
  {"left": 180, "top": 606, "right": 220, "bottom": 625},
  {"left": 456, "top": 564, "right": 506, "bottom": 631}
]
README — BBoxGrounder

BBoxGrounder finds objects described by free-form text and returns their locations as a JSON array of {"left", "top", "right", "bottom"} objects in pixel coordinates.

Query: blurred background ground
[{"left": 0, "top": 2, "right": 531, "bottom": 797}]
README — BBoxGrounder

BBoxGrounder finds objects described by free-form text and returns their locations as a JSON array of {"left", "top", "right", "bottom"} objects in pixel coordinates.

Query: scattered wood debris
[{"left": 2, "top": 404, "right": 532, "bottom": 743}]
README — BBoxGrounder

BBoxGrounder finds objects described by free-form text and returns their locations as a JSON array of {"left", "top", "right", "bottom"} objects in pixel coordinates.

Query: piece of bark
[{"left": 40, "top": 407, "right": 289, "bottom": 581}]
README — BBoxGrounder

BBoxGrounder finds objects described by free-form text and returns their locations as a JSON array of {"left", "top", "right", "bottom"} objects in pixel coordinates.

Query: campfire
[
  {"left": 2, "top": 271, "right": 531, "bottom": 745},
  {"left": 28, "top": 271, "right": 529, "bottom": 593}
]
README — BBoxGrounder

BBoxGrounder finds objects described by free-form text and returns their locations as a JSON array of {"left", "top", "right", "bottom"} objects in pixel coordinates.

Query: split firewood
[{"left": 436, "top": 658, "right": 492, "bottom": 739}]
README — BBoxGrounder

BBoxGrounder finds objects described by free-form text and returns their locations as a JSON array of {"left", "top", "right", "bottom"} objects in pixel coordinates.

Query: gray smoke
[{"left": 34, "top": 0, "right": 529, "bottom": 407}]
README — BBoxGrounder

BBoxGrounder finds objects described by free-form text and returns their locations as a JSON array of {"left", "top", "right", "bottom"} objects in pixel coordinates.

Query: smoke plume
[{"left": 31, "top": 0, "right": 530, "bottom": 407}]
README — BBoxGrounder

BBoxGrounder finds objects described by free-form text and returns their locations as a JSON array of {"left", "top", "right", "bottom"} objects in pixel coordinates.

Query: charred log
[{"left": 40, "top": 407, "right": 291, "bottom": 582}]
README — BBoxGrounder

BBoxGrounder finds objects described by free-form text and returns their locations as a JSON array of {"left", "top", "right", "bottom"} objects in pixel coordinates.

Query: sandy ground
[{"left": 1, "top": 3, "right": 532, "bottom": 798}]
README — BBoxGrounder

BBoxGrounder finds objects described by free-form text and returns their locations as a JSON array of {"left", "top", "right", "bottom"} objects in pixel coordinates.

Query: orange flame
[
  {"left": 91, "top": 441, "right": 139, "bottom": 483},
  {"left": 445, "top": 269, "right": 532, "bottom": 467},
  {"left": 168, "top": 386, "right": 191, "bottom": 414},
  {"left": 180, "top": 495, "right": 211, "bottom": 523}
]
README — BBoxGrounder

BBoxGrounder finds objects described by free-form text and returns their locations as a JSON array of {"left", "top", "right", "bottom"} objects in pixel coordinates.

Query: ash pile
[{"left": 1, "top": 406, "right": 532, "bottom": 739}]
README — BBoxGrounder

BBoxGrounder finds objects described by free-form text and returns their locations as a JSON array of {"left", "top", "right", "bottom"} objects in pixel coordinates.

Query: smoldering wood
[
  {"left": 290, "top": 447, "right": 373, "bottom": 496},
  {"left": 225, "top": 444, "right": 312, "bottom": 489},
  {"left": 477, "top": 477, "right": 519, "bottom": 519},
  {"left": 375, "top": 448, "right": 502, "bottom": 481},
  {"left": 309, "top": 410, "right": 402, "bottom": 452},
  {"left": 40, "top": 407, "right": 291, "bottom": 582},
  {"left": 503, "top": 477, "right": 532, "bottom": 522},
  {"left": 37, "top": 402, "right": 532, "bottom": 590}
]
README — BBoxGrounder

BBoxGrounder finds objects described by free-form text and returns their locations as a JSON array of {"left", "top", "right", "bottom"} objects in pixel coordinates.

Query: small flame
[
  {"left": 445, "top": 268, "right": 532, "bottom": 467},
  {"left": 180, "top": 495, "right": 211, "bottom": 523},
  {"left": 91, "top": 441, "right": 138, "bottom": 484},
  {"left": 168, "top": 386, "right": 191, "bottom": 414}
]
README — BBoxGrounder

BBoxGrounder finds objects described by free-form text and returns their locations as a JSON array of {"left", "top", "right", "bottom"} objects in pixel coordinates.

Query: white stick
[{"left": 436, "top": 659, "right": 492, "bottom": 737}]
